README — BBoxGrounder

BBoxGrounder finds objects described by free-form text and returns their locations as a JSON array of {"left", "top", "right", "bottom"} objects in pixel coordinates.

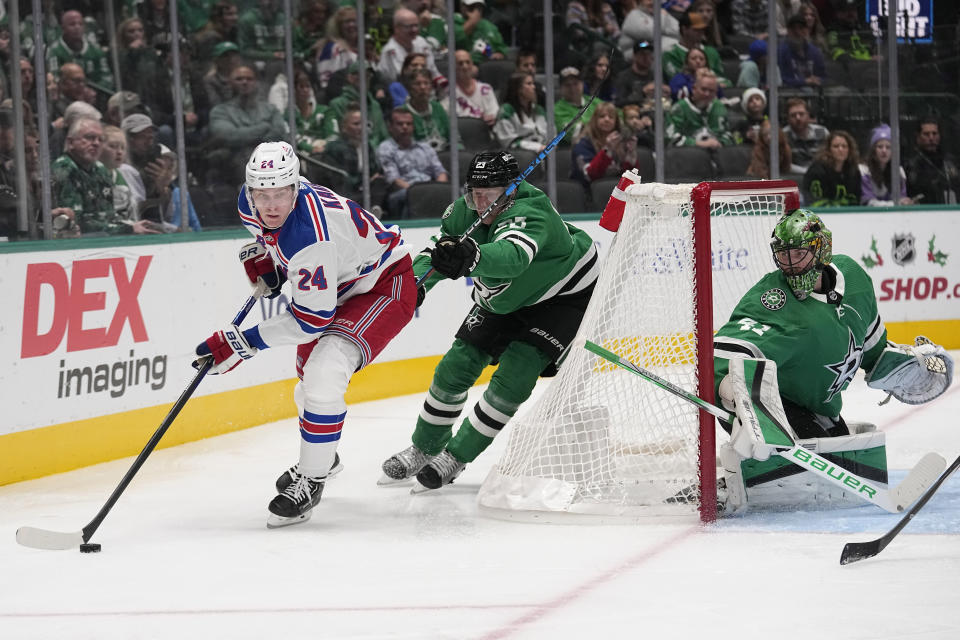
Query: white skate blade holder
[{"left": 266, "top": 510, "right": 314, "bottom": 529}]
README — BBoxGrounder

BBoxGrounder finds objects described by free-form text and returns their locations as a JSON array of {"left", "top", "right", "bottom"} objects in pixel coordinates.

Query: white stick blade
[
  {"left": 890, "top": 452, "right": 947, "bottom": 511},
  {"left": 16, "top": 526, "right": 84, "bottom": 550}
]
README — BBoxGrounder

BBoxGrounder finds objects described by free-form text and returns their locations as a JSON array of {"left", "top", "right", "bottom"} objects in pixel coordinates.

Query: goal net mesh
[{"left": 477, "top": 181, "right": 796, "bottom": 520}]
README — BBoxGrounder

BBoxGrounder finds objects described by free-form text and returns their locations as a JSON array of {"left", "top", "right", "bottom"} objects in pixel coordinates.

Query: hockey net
[{"left": 477, "top": 180, "right": 799, "bottom": 522}]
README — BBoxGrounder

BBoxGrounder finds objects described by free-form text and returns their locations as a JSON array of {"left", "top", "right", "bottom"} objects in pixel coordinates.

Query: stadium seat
[
  {"left": 457, "top": 117, "right": 496, "bottom": 151},
  {"left": 589, "top": 177, "right": 621, "bottom": 212},
  {"left": 511, "top": 148, "right": 546, "bottom": 181},
  {"left": 407, "top": 182, "right": 457, "bottom": 219},
  {"left": 552, "top": 180, "right": 588, "bottom": 214},
  {"left": 715, "top": 145, "right": 754, "bottom": 179},
  {"left": 477, "top": 60, "right": 518, "bottom": 96},
  {"left": 635, "top": 147, "right": 656, "bottom": 179},
  {"left": 664, "top": 147, "right": 716, "bottom": 183},
  {"left": 437, "top": 149, "right": 475, "bottom": 185}
]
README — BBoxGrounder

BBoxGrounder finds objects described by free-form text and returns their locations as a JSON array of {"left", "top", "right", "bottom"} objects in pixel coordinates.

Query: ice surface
[{"left": 2, "top": 367, "right": 959, "bottom": 639}]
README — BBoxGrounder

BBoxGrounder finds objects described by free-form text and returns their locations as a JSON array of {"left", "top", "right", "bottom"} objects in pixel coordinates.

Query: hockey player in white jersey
[{"left": 194, "top": 141, "right": 417, "bottom": 527}]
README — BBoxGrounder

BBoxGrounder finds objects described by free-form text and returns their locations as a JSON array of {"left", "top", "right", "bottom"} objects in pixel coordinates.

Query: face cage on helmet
[{"left": 772, "top": 244, "right": 820, "bottom": 299}]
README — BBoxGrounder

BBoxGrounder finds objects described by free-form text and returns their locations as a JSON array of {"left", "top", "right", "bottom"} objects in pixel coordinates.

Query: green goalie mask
[{"left": 770, "top": 209, "right": 833, "bottom": 299}]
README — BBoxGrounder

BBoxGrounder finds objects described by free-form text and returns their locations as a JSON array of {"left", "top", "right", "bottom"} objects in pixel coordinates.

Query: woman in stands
[
  {"left": 571, "top": 101, "right": 638, "bottom": 187},
  {"left": 669, "top": 47, "right": 713, "bottom": 101},
  {"left": 859, "top": 123, "right": 913, "bottom": 206},
  {"left": 802, "top": 130, "right": 861, "bottom": 206},
  {"left": 582, "top": 53, "right": 616, "bottom": 103},
  {"left": 493, "top": 72, "right": 548, "bottom": 152}
]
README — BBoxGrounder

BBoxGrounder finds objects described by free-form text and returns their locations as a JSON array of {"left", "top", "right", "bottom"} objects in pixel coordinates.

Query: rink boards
[{"left": 1, "top": 206, "right": 958, "bottom": 485}]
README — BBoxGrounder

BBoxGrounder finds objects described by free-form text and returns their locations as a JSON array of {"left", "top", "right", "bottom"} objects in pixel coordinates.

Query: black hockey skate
[
  {"left": 275, "top": 453, "right": 342, "bottom": 493},
  {"left": 415, "top": 449, "right": 466, "bottom": 490},
  {"left": 266, "top": 474, "right": 325, "bottom": 528},
  {"left": 379, "top": 445, "right": 432, "bottom": 484}
]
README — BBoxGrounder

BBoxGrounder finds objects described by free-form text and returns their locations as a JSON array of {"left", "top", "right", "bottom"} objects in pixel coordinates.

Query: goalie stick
[
  {"left": 16, "top": 296, "right": 257, "bottom": 551},
  {"left": 582, "top": 339, "right": 946, "bottom": 514},
  {"left": 840, "top": 453, "right": 960, "bottom": 565},
  {"left": 415, "top": 48, "right": 615, "bottom": 287}
]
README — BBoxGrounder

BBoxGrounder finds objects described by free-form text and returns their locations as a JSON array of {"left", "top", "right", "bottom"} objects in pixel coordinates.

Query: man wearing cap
[
  {"left": 204, "top": 41, "right": 242, "bottom": 107},
  {"left": 120, "top": 113, "right": 177, "bottom": 224},
  {"left": 453, "top": 49, "right": 499, "bottom": 125},
  {"left": 378, "top": 7, "right": 445, "bottom": 87},
  {"left": 778, "top": 12, "right": 826, "bottom": 89},
  {"left": 105, "top": 90, "right": 144, "bottom": 127},
  {"left": 209, "top": 64, "right": 288, "bottom": 178},
  {"left": 328, "top": 60, "right": 389, "bottom": 148},
  {"left": 454, "top": 0, "right": 507, "bottom": 64},
  {"left": 662, "top": 10, "right": 726, "bottom": 84},
  {"left": 614, "top": 40, "right": 664, "bottom": 108},
  {"left": 554, "top": 67, "right": 596, "bottom": 146},
  {"left": 51, "top": 118, "right": 142, "bottom": 236}
]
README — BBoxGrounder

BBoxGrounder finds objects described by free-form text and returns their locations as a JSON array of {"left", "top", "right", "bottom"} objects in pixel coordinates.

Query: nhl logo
[
  {"left": 760, "top": 288, "right": 787, "bottom": 311},
  {"left": 892, "top": 233, "right": 916, "bottom": 266}
]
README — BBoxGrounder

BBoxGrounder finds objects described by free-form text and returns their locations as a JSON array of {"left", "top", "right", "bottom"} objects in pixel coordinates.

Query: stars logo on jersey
[
  {"left": 823, "top": 328, "right": 863, "bottom": 402},
  {"left": 760, "top": 288, "right": 787, "bottom": 311},
  {"left": 473, "top": 278, "right": 510, "bottom": 301},
  {"left": 464, "top": 308, "right": 485, "bottom": 332}
]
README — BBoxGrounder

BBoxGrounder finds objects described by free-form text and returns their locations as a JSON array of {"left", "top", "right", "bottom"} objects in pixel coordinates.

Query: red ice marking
[
  {"left": 877, "top": 380, "right": 960, "bottom": 434},
  {"left": 478, "top": 525, "right": 701, "bottom": 640}
]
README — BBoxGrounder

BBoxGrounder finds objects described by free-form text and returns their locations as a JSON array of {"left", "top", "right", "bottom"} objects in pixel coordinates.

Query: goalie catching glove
[
  {"left": 431, "top": 235, "right": 480, "bottom": 279},
  {"left": 866, "top": 336, "right": 954, "bottom": 405},
  {"left": 718, "top": 357, "right": 798, "bottom": 461},
  {"left": 194, "top": 325, "right": 258, "bottom": 374},
  {"left": 240, "top": 241, "right": 284, "bottom": 298}
]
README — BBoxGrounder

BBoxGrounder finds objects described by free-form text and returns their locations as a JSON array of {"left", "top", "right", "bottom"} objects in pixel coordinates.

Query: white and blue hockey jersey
[{"left": 237, "top": 179, "right": 412, "bottom": 349}]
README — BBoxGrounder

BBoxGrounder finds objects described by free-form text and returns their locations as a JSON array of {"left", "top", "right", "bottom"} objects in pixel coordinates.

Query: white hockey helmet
[{"left": 246, "top": 141, "right": 301, "bottom": 190}]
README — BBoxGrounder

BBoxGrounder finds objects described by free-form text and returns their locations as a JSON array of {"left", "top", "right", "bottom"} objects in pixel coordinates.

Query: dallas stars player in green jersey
[
  {"left": 381, "top": 151, "right": 599, "bottom": 490},
  {"left": 713, "top": 209, "right": 953, "bottom": 511}
]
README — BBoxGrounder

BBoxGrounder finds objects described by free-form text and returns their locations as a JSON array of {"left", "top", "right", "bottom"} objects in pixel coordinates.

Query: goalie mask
[
  {"left": 770, "top": 209, "right": 833, "bottom": 299},
  {"left": 464, "top": 151, "right": 520, "bottom": 217}
]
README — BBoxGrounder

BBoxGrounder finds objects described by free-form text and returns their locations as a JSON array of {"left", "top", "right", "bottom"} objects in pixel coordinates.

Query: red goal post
[{"left": 478, "top": 179, "right": 800, "bottom": 524}]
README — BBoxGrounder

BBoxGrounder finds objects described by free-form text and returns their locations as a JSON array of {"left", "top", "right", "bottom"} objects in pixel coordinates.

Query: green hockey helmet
[{"left": 770, "top": 209, "right": 833, "bottom": 299}]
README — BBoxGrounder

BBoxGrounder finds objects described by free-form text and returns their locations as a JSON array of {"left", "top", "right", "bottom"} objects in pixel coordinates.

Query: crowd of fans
[{"left": 0, "top": 0, "right": 958, "bottom": 240}]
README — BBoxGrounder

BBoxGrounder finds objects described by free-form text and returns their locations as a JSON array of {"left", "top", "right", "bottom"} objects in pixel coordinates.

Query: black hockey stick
[
  {"left": 583, "top": 339, "right": 946, "bottom": 514},
  {"left": 16, "top": 296, "right": 257, "bottom": 551},
  {"left": 415, "top": 48, "right": 615, "bottom": 287},
  {"left": 840, "top": 453, "right": 960, "bottom": 565}
]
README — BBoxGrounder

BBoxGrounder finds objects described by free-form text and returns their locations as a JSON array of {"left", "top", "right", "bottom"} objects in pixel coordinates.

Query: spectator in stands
[
  {"left": 691, "top": 0, "right": 724, "bottom": 48},
  {"left": 730, "top": 0, "right": 769, "bottom": 41},
  {"left": 571, "top": 101, "right": 639, "bottom": 186},
  {"left": 51, "top": 118, "right": 129, "bottom": 236},
  {"left": 666, "top": 69, "right": 733, "bottom": 148},
  {"left": 669, "top": 47, "right": 714, "bottom": 101},
  {"left": 378, "top": 7, "right": 444, "bottom": 89},
  {"left": 454, "top": 49, "right": 499, "bottom": 125},
  {"left": 50, "top": 99, "right": 101, "bottom": 160},
  {"left": 99, "top": 124, "right": 140, "bottom": 223},
  {"left": 737, "top": 39, "right": 778, "bottom": 89},
  {"left": 314, "top": 6, "right": 360, "bottom": 91},
  {"left": 403, "top": 68, "right": 452, "bottom": 152},
  {"left": 802, "top": 130, "right": 861, "bottom": 206},
  {"left": 782, "top": 97, "right": 828, "bottom": 172},
  {"left": 565, "top": 0, "right": 621, "bottom": 42},
  {"left": 238, "top": 0, "right": 286, "bottom": 81},
  {"left": 328, "top": 60, "right": 390, "bottom": 148},
  {"left": 800, "top": 1, "right": 828, "bottom": 52},
  {"left": 555, "top": 67, "right": 596, "bottom": 146},
  {"left": 17, "top": 57, "right": 38, "bottom": 118},
  {"left": 826, "top": 0, "right": 873, "bottom": 67},
  {"left": 778, "top": 12, "right": 826, "bottom": 89},
  {"left": 388, "top": 52, "right": 428, "bottom": 108},
  {"left": 377, "top": 108, "right": 449, "bottom": 219},
  {"left": 582, "top": 52, "right": 617, "bottom": 103},
  {"left": 0, "top": 108, "right": 28, "bottom": 239},
  {"left": 905, "top": 117, "right": 960, "bottom": 205},
  {"left": 138, "top": 0, "right": 175, "bottom": 53},
  {"left": 747, "top": 120, "right": 792, "bottom": 178},
  {"left": 292, "top": 68, "right": 333, "bottom": 156},
  {"left": 734, "top": 87, "right": 767, "bottom": 145},
  {"left": 203, "top": 41, "right": 242, "bottom": 107},
  {"left": 208, "top": 65, "right": 287, "bottom": 179},
  {"left": 494, "top": 73, "right": 548, "bottom": 152},
  {"left": 514, "top": 49, "right": 547, "bottom": 106},
  {"left": 614, "top": 40, "right": 663, "bottom": 108},
  {"left": 622, "top": 102, "right": 656, "bottom": 149},
  {"left": 293, "top": 0, "right": 331, "bottom": 62},
  {"left": 319, "top": 102, "right": 387, "bottom": 207},
  {"left": 406, "top": 0, "right": 446, "bottom": 53},
  {"left": 191, "top": 0, "right": 239, "bottom": 63},
  {"left": 456, "top": 0, "right": 508, "bottom": 64},
  {"left": 120, "top": 113, "right": 174, "bottom": 224},
  {"left": 50, "top": 63, "right": 92, "bottom": 124},
  {"left": 859, "top": 124, "right": 911, "bottom": 206},
  {"left": 105, "top": 91, "right": 144, "bottom": 128},
  {"left": 117, "top": 17, "right": 163, "bottom": 102},
  {"left": 47, "top": 10, "right": 113, "bottom": 92},
  {"left": 619, "top": 0, "right": 680, "bottom": 61},
  {"left": 663, "top": 11, "right": 727, "bottom": 87}
]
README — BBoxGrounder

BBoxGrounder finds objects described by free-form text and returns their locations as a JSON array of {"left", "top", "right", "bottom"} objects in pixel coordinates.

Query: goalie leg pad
[{"left": 721, "top": 358, "right": 797, "bottom": 461}]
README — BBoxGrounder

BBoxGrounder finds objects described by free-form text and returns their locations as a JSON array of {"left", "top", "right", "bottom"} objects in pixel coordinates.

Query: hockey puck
[{"left": 79, "top": 543, "right": 101, "bottom": 553}]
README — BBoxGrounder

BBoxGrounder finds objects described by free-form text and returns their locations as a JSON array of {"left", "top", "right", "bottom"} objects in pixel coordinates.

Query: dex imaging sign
[{"left": 867, "top": 0, "right": 933, "bottom": 43}]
